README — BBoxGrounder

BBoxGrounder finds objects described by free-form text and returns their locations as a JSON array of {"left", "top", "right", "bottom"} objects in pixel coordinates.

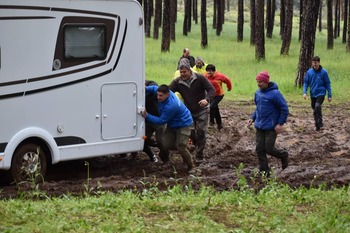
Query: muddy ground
[{"left": 1, "top": 100, "right": 349, "bottom": 199}]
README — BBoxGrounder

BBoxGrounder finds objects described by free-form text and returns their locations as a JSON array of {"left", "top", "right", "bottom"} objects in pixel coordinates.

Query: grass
[
  {"left": 0, "top": 184, "right": 349, "bottom": 232},
  {"left": 1, "top": 13, "right": 350, "bottom": 233}
]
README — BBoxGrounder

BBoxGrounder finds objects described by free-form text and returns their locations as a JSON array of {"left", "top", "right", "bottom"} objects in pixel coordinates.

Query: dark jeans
[
  {"left": 210, "top": 95, "right": 224, "bottom": 126},
  {"left": 143, "top": 123, "right": 165, "bottom": 159},
  {"left": 191, "top": 108, "right": 209, "bottom": 160},
  {"left": 159, "top": 126, "right": 194, "bottom": 169},
  {"left": 256, "top": 129, "right": 287, "bottom": 173},
  {"left": 311, "top": 96, "right": 325, "bottom": 128}
]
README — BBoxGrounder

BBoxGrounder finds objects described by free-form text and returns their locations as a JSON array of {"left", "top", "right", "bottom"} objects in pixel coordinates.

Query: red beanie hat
[{"left": 256, "top": 71, "right": 270, "bottom": 84}]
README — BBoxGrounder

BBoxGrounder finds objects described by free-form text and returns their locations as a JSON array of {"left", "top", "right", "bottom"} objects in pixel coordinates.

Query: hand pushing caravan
[{"left": 0, "top": 0, "right": 145, "bottom": 182}]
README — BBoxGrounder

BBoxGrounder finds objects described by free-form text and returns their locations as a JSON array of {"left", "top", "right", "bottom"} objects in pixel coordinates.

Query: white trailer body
[{"left": 0, "top": 0, "right": 145, "bottom": 181}]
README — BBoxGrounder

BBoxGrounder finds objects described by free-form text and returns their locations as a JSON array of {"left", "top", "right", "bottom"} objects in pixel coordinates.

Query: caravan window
[{"left": 64, "top": 25, "right": 106, "bottom": 59}]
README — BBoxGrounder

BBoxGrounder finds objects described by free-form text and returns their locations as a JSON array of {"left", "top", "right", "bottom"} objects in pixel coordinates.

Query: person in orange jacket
[{"left": 205, "top": 64, "right": 232, "bottom": 130}]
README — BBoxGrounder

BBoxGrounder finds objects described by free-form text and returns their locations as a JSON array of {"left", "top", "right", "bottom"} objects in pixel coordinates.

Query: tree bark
[
  {"left": 183, "top": 0, "right": 191, "bottom": 35},
  {"left": 296, "top": 0, "right": 321, "bottom": 87},
  {"left": 201, "top": 0, "right": 208, "bottom": 48},
  {"left": 280, "top": 0, "right": 293, "bottom": 55},
  {"left": 343, "top": 0, "right": 349, "bottom": 43},
  {"left": 250, "top": 0, "right": 256, "bottom": 45},
  {"left": 327, "top": 0, "right": 334, "bottom": 49},
  {"left": 144, "top": 0, "right": 151, "bottom": 38},
  {"left": 255, "top": 0, "right": 265, "bottom": 60},
  {"left": 237, "top": 0, "right": 244, "bottom": 42},
  {"left": 265, "top": 0, "right": 276, "bottom": 38},
  {"left": 161, "top": 0, "right": 171, "bottom": 52},
  {"left": 318, "top": 0, "right": 323, "bottom": 32},
  {"left": 153, "top": 0, "right": 162, "bottom": 39},
  {"left": 170, "top": 0, "right": 177, "bottom": 41},
  {"left": 216, "top": 0, "right": 224, "bottom": 36},
  {"left": 280, "top": 0, "right": 285, "bottom": 37}
]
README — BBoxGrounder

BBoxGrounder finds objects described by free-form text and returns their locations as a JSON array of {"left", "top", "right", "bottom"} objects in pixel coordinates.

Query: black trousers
[
  {"left": 256, "top": 129, "right": 287, "bottom": 173},
  {"left": 311, "top": 96, "right": 325, "bottom": 128}
]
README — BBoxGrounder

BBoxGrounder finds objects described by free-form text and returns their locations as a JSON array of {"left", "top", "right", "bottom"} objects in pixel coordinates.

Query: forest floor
[{"left": 1, "top": 100, "right": 349, "bottom": 199}]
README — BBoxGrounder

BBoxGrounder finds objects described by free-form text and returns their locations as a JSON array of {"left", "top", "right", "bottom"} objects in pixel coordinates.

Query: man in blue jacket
[
  {"left": 248, "top": 71, "right": 289, "bottom": 177},
  {"left": 303, "top": 56, "right": 332, "bottom": 131},
  {"left": 142, "top": 84, "right": 196, "bottom": 173}
]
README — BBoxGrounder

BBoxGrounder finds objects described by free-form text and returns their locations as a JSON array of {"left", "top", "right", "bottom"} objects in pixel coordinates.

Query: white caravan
[{"left": 0, "top": 0, "right": 145, "bottom": 182}]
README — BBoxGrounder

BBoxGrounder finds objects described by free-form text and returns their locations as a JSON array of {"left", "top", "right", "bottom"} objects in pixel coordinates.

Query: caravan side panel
[{"left": 0, "top": 0, "right": 145, "bottom": 171}]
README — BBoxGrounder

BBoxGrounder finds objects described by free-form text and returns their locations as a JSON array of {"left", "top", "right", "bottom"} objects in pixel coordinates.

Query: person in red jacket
[{"left": 205, "top": 64, "right": 232, "bottom": 130}]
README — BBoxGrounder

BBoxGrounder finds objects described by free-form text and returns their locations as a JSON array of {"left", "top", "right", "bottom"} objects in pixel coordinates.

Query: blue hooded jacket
[
  {"left": 145, "top": 86, "right": 193, "bottom": 129},
  {"left": 251, "top": 82, "right": 289, "bottom": 131},
  {"left": 303, "top": 66, "right": 332, "bottom": 98}
]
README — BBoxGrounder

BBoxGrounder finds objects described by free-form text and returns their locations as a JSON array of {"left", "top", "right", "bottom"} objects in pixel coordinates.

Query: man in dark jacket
[
  {"left": 143, "top": 80, "right": 165, "bottom": 162},
  {"left": 169, "top": 61, "right": 215, "bottom": 164},
  {"left": 142, "top": 84, "right": 195, "bottom": 173},
  {"left": 248, "top": 71, "right": 289, "bottom": 177},
  {"left": 177, "top": 48, "right": 196, "bottom": 68}
]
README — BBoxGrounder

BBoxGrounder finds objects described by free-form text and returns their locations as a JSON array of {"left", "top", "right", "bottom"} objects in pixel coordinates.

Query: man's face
[
  {"left": 312, "top": 60, "right": 320, "bottom": 70},
  {"left": 179, "top": 68, "right": 191, "bottom": 80},
  {"left": 206, "top": 69, "right": 214, "bottom": 77},
  {"left": 195, "top": 61, "right": 203, "bottom": 68},
  {"left": 157, "top": 91, "right": 169, "bottom": 102},
  {"left": 257, "top": 80, "right": 268, "bottom": 90},
  {"left": 183, "top": 50, "right": 190, "bottom": 58}
]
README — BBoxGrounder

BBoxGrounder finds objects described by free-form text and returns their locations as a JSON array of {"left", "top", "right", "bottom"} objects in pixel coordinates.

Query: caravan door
[{"left": 101, "top": 82, "right": 137, "bottom": 140}]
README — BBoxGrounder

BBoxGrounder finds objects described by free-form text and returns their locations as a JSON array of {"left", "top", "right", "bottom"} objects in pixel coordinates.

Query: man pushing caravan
[{"left": 0, "top": 0, "right": 145, "bottom": 182}]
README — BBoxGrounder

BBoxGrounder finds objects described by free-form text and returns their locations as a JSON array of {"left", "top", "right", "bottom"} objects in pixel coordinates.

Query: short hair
[
  {"left": 183, "top": 48, "right": 189, "bottom": 53},
  {"left": 157, "top": 84, "right": 170, "bottom": 94},
  {"left": 312, "top": 56, "right": 320, "bottom": 62},
  {"left": 206, "top": 64, "right": 216, "bottom": 72}
]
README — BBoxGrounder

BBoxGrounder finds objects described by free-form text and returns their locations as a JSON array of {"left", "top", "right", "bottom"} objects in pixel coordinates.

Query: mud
[{"left": 1, "top": 100, "right": 349, "bottom": 199}]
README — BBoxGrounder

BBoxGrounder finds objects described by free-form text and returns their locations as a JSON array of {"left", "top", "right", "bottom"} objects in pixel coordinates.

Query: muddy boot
[{"left": 281, "top": 152, "right": 289, "bottom": 170}]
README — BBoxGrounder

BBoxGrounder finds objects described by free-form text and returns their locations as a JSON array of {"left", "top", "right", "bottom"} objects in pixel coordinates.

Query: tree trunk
[
  {"left": 144, "top": 0, "right": 151, "bottom": 38},
  {"left": 255, "top": 0, "right": 265, "bottom": 60},
  {"left": 216, "top": 0, "right": 223, "bottom": 36},
  {"left": 280, "top": 0, "right": 285, "bottom": 37},
  {"left": 299, "top": 0, "right": 303, "bottom": 41},
  {"left": 296, "top": 0, "right": 321, "bottom": 87},
  {"left": 237, "top": 0, "right": 244, "bottom": 42},
  {"left": 213, "top": 0, "right": 217, "bottom": 29},
  {"left": 266, "top": 0, "right": 276, "bottom": 38},
  {"left": 280, "top": 0, "right": 293, "bottom": 55},
  {"left": 318, "top": 0, "right": 323, "bottom": 31},
  {"left": 347, "top": 0, "right": 350, "bottom": 52},
  {"left": 153, "top": 0, "right": 162, "bottom": 39},
  {"left": 161, "top": 0, "right": 171, "bottom": 52},
  {"left": 201, "top": 0, "right": 208, "bottom": 48},
  {"left": 334, "top": 0, "right": 340, "bottom": 39},
  {"left": 342, "top": 0, "right": 349, "bottom": 43},
  {"left": 183, "top": 0, "right": 191, "bottom": 35},
  {"left": 170, "top": 0, "right": 177, "bottom": 41},
  {"left": 327, "top": 0, "right": 334, "bottom": 49},
  {"left": 193, "top": 0, "right": 198, "bottom": 24},
  {"left": 250, "top": 0, "right": 256, "bottom": 45}
]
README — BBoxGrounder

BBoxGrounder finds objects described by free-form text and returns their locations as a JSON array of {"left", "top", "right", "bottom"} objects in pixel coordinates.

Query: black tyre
[{"left": 11, "top": 143, "right": 47, "bottom": 183}]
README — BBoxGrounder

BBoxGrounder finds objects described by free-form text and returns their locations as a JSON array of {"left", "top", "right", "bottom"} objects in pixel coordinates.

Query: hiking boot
[
  {"left": 150, "top": 155, "right": 158, "bottom": 163},
  {"left": 281, "top": 153, "right": 289, "bottom": 170},
  {"left": 217, "top": 124, "right": 223, "bottom": 130}
]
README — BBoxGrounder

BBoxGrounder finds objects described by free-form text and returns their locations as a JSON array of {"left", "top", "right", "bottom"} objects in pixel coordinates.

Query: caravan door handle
[{"left": 103, "top": 115, "right": 107, "bottom": 118}]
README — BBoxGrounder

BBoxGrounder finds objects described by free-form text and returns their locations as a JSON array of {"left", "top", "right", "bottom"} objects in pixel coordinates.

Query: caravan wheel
[{"left": 11, "top": 143, "right": 47, "bottom": 183}]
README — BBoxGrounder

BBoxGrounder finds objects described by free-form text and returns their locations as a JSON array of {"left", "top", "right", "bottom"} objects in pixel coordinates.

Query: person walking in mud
[
  {"left": 169, "top": 60, "right": 215, "bottom": 165},
  {"left": 204, "top": 64, "right": 232, "bottom": 130},
  {"left": 248, "top": 71, "right": 289, "bottom": 177},
  {"left": 303, "top": 56, "right": 332, "bottom": 131},
  {"left": 143, "top": 80, "right": 166, "bottom": 162},
  {"left": 142, "top": 84, "right": 197, "bottom": 174}
]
